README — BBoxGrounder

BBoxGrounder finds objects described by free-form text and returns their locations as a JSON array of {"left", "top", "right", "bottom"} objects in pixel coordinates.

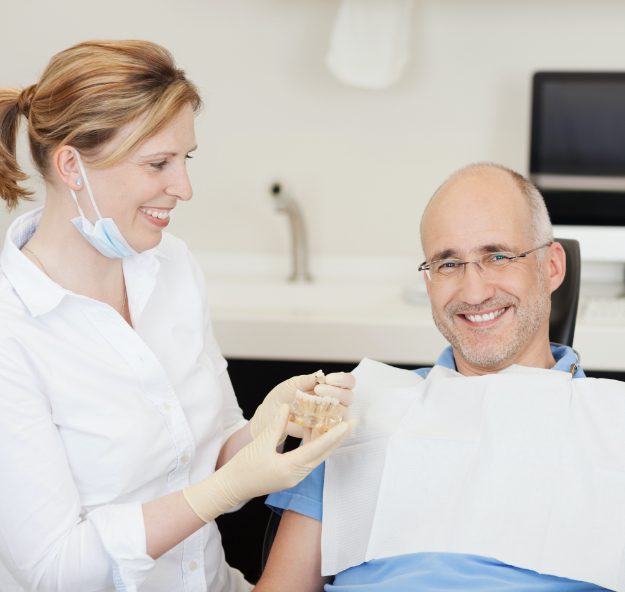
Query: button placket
[{"left": 82, "top": 300, "right": 198, "bottom": 489}]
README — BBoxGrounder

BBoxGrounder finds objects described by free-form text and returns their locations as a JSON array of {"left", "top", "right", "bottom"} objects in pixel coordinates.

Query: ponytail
[{"left": 0, "top": 87, "right": 33, "bottom": 210}]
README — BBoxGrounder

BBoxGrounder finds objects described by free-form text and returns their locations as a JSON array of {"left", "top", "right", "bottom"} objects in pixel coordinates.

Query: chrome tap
[{"left": 269, "top": 182, "right": 313, "bottom": 282}]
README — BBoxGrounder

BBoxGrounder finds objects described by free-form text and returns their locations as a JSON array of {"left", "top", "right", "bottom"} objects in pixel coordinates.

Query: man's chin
[{"left": 456, "top": 339, "right": 516, "bottom": 369}]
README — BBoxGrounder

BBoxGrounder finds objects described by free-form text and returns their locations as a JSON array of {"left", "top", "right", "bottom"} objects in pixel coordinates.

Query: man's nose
[{"left": 455, "top": 262, "right": 497, "bottom": 304}]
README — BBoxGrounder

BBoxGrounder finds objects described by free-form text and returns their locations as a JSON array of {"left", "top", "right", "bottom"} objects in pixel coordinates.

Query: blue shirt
[{"left": 266, "top": 346, "right": 608, "bottom": 591}]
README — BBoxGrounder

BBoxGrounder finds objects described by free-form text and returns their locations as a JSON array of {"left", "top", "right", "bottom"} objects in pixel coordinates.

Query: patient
[{"left": 254, "top": 163, "right": 625, "bottom": 592}]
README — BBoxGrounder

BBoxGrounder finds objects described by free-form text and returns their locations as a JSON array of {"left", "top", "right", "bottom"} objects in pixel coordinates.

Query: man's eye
[
  {"left": 489, "top": 253, "right": 513, "bottom": 264},
  {"left": 436, "top": 260, "right": 461, "bottom": 273}
]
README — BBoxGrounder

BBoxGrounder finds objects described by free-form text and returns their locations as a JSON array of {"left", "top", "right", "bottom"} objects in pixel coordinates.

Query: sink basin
[
  {"left": 204, "top": 275, "right": 442, "bottom": 364},
  {"left": 206, "top": 278, "right": 428, "bottom": 319}
]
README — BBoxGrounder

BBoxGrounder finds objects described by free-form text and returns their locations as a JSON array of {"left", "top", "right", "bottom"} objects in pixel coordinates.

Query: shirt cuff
[
  {"left": 265, "top": 462, "right": 325, "bottom": 522},
  {"left": 86, "top": 502, "right": 155, "bottom": 592}
]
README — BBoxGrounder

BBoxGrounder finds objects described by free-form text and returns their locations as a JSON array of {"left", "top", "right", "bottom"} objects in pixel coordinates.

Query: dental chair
[
  {"left": 260, "top": 237, "right": 582, "bottom": 572},
  {"left": 549, "top": 238, "right": 581, "bottom": 348}
]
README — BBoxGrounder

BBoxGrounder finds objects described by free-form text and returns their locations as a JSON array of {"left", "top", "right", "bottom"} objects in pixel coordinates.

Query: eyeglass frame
[{"left": 418, "top": 241, "right": 554, "bottom": 282}]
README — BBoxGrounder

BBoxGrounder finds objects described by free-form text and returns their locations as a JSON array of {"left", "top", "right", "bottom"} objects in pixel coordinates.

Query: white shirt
[{"left": 0, "top": 208, "right": 249, "bottom": 592}]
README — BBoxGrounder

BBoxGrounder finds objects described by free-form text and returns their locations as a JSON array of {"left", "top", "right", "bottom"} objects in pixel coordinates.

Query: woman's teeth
[
  {"left": 141, "top": 208, "right": 170, "bottom": 220},
  {"left": 465, "top": 308, "right": 506, "bottom": 323}
]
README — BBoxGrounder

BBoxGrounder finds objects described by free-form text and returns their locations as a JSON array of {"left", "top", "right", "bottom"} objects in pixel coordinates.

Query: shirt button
[
  {"left": 163, "top": 402, "right": 173, "bottom": 411},
  {"left": 189, "top": 560, "right": 198, "bottom": 571},
  {"left": 181, "top": 453, "right": 190, "bottom": 464}
]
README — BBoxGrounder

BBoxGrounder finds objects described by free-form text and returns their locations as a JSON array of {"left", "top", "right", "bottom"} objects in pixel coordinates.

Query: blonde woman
[{"left": 0, "top": 40, "right": 354, "bottom": 592}]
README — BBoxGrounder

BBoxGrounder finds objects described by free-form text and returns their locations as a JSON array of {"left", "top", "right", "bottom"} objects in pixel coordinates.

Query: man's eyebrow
[
  {"left": 480, "top": 243, "right": 513, "bottom": 253},
  {"left": 430, "top": 248, "right": 458, "bottom": 261},
  {"left": 429, "top": 243, "right": 513, "bottom": 261}
]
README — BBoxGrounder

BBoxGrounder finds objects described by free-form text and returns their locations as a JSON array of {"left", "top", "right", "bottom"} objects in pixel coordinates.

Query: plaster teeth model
[{"left": 289, "top": 389, "right": 342, "bottom": 432}]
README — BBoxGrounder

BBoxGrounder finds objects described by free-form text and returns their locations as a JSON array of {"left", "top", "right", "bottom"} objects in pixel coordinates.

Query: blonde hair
[{"left": 0, "top": 40, "right": 202, "bottom": 209}]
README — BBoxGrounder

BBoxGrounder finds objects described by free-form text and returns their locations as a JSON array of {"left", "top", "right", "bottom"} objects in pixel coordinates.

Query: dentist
[{"left": 0, "top": 40, "right": 353, "bottom": 592}]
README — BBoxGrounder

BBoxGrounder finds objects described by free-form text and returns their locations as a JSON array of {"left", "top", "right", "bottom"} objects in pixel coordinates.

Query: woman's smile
[{"left": 139, "top": 206, "right": 172, "bottom": 228}]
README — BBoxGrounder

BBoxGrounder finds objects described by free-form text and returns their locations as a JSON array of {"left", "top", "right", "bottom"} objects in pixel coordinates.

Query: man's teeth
[
  {"left": 465, "top": 308, "right": 505, "bottom": 323},
  {"left": 141, "top": 209, "right": 170, "bottom": 220}
]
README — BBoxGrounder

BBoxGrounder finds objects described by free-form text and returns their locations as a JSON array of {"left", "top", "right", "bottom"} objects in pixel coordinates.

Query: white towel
[{"left": 326, "top": 0, "right": 414, "bottom": 90}]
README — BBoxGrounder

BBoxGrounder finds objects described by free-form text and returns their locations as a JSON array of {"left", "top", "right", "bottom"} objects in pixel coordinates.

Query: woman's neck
[{"left": 22, "top": 193, "right": 128, "bottom": 319}]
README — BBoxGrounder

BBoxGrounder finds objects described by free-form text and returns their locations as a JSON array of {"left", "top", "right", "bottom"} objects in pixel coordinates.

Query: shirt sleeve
[
  {"left": 266, "top": 463, "right": 325, "bottom": 522},
  {"left": 0, "top": 337, "right": 154, "bottom": 592}
]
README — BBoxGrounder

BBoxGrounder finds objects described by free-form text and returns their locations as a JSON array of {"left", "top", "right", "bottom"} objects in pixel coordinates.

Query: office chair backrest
[{"left": 549, "top": 238, "right": 581, "bottom": 348}]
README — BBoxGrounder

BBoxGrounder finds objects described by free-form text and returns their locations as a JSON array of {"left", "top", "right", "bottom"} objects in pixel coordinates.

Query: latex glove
[
  {"left": 248, "top": 371, "right": 355, "bottom": 440},
  {"left": 183, "top": 405, "right": 354, "bottom": 522}
]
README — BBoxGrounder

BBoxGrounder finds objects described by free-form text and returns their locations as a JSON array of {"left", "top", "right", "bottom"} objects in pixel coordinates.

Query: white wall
[{"left": 3, "top": 0, "right": 625, "bottom": 268}]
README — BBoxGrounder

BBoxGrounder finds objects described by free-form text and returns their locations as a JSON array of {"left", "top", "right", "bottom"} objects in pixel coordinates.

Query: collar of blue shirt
[{"left": 415, "top": 343, "right": 585, "bottom": 379}]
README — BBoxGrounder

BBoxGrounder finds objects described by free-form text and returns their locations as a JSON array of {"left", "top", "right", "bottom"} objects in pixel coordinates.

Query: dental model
[{"left": 289, "top": 371, "right": 342, "bottom": 432}]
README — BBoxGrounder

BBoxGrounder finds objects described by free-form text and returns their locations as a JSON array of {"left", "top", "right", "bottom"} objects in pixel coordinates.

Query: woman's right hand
[{"left": 183, "top": 405, "right": 354, "bottom": 522}]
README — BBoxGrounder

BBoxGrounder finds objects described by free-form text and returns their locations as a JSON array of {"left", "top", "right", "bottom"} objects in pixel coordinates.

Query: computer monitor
[{"left": 529, "top": 72, "right": 625, "bottom": 262}]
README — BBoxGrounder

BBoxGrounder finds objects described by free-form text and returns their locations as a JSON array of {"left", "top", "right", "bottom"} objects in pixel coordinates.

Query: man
[{"left": 254, "top": 163, "right": 622, "bottom": 592}]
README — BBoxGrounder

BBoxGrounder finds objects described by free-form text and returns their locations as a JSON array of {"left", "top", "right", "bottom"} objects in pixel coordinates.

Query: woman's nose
[{"left": 167, "top": 166, "right": 193, "bottom": 201}]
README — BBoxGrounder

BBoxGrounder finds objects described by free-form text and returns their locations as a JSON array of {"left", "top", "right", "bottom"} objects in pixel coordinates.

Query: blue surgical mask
[{"left": 68, "top": 151, "right": 138, "bottom": 259}]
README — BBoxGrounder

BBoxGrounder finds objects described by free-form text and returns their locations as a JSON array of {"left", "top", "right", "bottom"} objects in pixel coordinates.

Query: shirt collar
[
  {"left": 1, "top": 207, "right": 68, "bottom": 316},
  {"left": 434, "top": 343, "right": 585, "bottom": 378},
  {"left": 1, "top": 207, "right": 168, "bottom": 318}
]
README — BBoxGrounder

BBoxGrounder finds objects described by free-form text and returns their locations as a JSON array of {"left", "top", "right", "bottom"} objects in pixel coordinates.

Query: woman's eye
[
  {"left": 150, "top": 160, "right": 168, "bottom": 170},
  {"left": 185, "top": 154, "right": 194, "bottom": 161}
]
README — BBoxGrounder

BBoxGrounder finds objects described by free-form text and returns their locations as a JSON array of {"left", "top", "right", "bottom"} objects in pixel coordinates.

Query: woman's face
[{"left": 78, "top": 103, "right": 197, "bottom": 253}]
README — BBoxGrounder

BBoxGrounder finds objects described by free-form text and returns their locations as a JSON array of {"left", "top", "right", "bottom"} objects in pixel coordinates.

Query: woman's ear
[{"left": 52, "top": 145, "right": 83, "bottom": 191}]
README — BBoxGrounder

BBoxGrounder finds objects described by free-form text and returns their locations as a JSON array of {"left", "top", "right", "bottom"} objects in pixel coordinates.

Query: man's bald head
[{"left": 420, "top": 163, "right": 553, "bottom": 256}]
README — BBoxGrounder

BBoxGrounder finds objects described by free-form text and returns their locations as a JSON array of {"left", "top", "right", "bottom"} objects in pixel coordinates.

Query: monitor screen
[{"left": 530, "top": 72, "right": 625, "bottom": 227}]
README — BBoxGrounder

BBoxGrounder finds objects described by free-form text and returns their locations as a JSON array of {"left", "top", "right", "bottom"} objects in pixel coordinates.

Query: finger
[
  {"left": 286, "top": 421, "right": 306, "bottom": 439},
  {"left": 313, "top": 384, "right": 354, "bottom": 406},
  {"left": 285, "top": 419, "right": 356, "bottom": 467},
  {"left": 310, "top": 426, "right": 325, "bottom": 441},
  {"left": 293, "top": 373, "right": 319, "bottom": 392},
  {"left": 323, "top": 372, "right": 355, "bottom": 389},
  {"left": 263, "top": 404, "right": 290, "bottom": 448}
]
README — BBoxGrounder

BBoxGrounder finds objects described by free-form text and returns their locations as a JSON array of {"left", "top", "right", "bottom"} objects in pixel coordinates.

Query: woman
[{"left": 0, "top": 40, "right": 354, "bottom": 592}]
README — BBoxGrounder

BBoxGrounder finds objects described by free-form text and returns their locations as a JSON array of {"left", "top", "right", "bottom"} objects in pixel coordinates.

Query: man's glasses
[{"left": 418, "top": 242, "right": 553, "bottom": 283}]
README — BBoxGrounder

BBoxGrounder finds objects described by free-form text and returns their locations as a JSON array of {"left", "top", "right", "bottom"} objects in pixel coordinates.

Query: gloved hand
[
  {"left": 183, "top": 405, "right": 354, "bottom": 522},
  {"left": 248, "top": 371, "right": 355, "bottom": 439}
]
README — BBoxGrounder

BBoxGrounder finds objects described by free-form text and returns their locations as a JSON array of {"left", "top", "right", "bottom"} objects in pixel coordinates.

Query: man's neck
[{"left": 453, "top": 339, "right": 557, "bottom": 377}]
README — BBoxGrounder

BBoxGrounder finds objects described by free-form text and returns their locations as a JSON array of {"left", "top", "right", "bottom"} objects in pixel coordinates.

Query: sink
[{"left": 206, "top": 278, "right": 428, "bottom": 319}]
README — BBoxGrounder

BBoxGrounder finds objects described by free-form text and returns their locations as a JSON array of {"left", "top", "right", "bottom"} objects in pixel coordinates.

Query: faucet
[{"left": 269, "top": 182, "right": 313, "bottom": 282}]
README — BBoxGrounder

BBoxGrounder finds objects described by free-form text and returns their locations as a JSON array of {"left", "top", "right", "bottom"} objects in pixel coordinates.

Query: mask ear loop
[{"left": 69, "top": 150, "right": 104, "bottom": 221}]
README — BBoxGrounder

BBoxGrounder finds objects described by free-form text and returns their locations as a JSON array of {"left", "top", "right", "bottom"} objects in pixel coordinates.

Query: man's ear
[
  {"left": 423, "top": 271, "right": 431, "bottom": 297},
  {"left": 51, "top": 145, "right": 83, "bottom": 191},
  {"left": 547, "top": 241, "right": 567, "bottom": 294}
]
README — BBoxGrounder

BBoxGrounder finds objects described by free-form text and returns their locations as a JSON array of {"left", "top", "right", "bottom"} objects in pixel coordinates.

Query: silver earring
[{"left": 76, "top": 179, "right": 82, "bottom": 187}]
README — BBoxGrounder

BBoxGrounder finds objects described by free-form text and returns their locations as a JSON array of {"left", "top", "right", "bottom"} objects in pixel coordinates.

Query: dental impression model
[{"left": 289, "top": 371, "right": 343, "bottom": 433}]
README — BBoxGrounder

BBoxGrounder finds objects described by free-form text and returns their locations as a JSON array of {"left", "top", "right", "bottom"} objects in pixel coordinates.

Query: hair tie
[{"left": 17, "top": 84, "right": 36, "bottom": 117}]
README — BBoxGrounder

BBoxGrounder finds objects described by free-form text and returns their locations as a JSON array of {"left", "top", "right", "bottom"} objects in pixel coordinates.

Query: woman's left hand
[{"left": 248, "top": 371, "right": 355, "bottom": 440}]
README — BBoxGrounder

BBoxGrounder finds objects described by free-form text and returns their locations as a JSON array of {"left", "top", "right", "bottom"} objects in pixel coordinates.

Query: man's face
[{"left": 421, "top": 169, "right": 559, "bottom": 374}]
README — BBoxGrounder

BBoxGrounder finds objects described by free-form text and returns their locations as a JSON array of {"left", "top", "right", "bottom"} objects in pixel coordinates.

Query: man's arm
[{"left": 254, "top": 510, "right": 330, "bottom": 592}]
